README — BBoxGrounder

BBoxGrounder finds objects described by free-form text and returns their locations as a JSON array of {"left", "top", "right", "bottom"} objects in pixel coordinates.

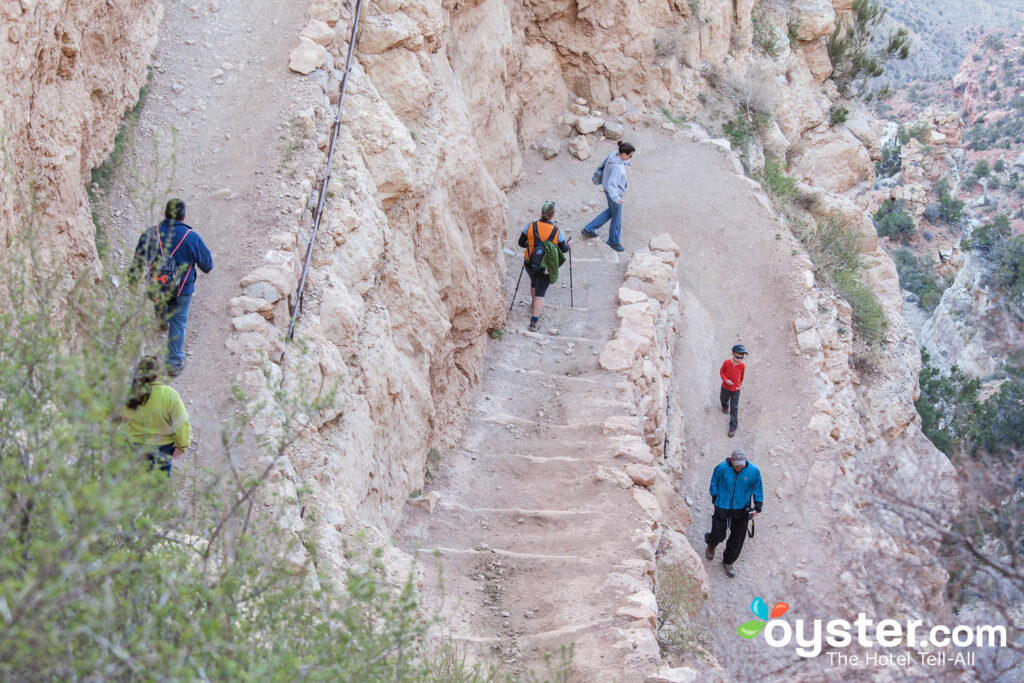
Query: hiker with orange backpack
[
  {"left": 130, "top": 199, "right": 213, "bottom": 377},
  {"left": 516, "top": 201, "right": 570, "bottom": 332}
]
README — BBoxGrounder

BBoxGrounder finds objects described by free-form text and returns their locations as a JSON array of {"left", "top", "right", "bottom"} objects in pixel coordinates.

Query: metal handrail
[{"left": 288, "top": 0, "right": 364, "bottom": 340}]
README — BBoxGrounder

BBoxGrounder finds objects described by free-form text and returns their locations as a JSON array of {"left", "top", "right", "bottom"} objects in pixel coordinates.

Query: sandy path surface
[{"left": 95, "top": 0, "right": 321, "bottom": 476}]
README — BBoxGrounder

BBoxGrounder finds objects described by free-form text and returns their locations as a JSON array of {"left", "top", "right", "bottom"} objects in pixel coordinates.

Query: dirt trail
[
  {"left": 96, "top": 0, "right": 321, "bottom": 474},
  {"left": 399, "top": 124, "right": 839, "bottom": 679}
]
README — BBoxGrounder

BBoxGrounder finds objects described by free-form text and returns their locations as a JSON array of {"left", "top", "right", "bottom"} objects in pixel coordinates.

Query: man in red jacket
[{"left": 720, "top": 344, "right": 748, "bottom": 437}]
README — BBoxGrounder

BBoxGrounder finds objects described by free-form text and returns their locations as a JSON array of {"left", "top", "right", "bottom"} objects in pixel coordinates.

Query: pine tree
[{"left": 826, "top": 0, "right": 911, "bottom": 99}]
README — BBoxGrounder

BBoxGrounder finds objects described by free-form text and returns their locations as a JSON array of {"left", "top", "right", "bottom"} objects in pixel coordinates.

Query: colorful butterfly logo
[{"left": 737, "top": 596, "right": 789, "bottom": 639}]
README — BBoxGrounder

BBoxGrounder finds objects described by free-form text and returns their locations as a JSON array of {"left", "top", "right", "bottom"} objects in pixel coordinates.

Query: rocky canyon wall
[{"left": 0, "top": 0, "right": 161, "bottom": 276}]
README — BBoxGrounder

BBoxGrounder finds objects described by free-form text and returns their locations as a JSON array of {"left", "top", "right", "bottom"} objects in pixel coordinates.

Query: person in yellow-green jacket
[{"left": 123, "top": 356, "right": 192, "bottom": 476}]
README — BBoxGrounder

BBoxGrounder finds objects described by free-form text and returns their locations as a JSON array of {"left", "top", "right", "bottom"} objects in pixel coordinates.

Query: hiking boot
[
  {"left": 705, "top": 544, "right": 717, "bottom": 560},
  {"left": 159, "top": 322, "right": 169, "bottom": 332},
  {"left": 606, "top": 242, "right": 625, "bottom": 252},
  {"left": 581, "top": 229, "right": 598, "bottom": 239},
  {"left": 723, "top": 562, "right": 737, "bottom": 578},
  {"left": 721, "top": 405, "right": 729, "bottom": 414},
  {"left": 728, "top": 428, "right": 736, "bottom": 438},
  {"left": 168, "top": 364, "right": 184, "bottom": 378},
  {"left": 528, "top": 319, "right": 540, "bottom": 332}
]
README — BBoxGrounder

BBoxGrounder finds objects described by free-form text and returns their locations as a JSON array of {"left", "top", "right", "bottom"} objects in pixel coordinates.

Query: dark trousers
[
  {"left": 720, "top": 387, "right": 740, "bottom": 431},
  {"left": 705, "top": 506, "right": 749, "bottom": 565},
  {"left": 145, "top": 443, "right": 175, "bottom": 477}
]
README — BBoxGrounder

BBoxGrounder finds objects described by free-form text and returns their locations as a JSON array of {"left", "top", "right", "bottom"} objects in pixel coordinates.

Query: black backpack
[
  {"left": 528, "top": 221, "right": 557, "bottom": 269},
  {"left": 146, "top": 225, "right": 191, "bottom": 302}
]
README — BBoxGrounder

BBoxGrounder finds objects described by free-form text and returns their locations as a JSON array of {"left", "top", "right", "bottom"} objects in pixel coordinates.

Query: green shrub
[
  {"left": 829, "top": 105, "right": 850, "bottom": 126},
  {"left": 938, "top": 191, "right": 964, "bottom": 225},
  {"left": 722, "top": 113, "right": 755, "bottom": 148},
  {"left": 973, "top": 158, "right": 991, "bottom": 178},
  {"left": 751, "top": 4, "right": 782, "bottom": 57},
  {"left": 873, "top": 198, "right": 915, "bottom": 243},
  {"left": 996, "top": 235, "right": 1024, "bottom": 302},
  {"left": 833, "top": 269, "right": 888, "bottom": 348},
  {"left": 966, "top": 214, "right": 1010, "bottom": 253},
  {"left": 827, "top": 0, "right": 910, "bottom": 99},
  {"left": 875, "top": 139, "right": 901, "bottom": 177},
  {"left": 758, "top": 156, "right": 799, "bottom": 203},
  {"left": 970, "top": 379, "right": 1024, "bottom": 456},
  {"left": 892, "top": 249, "right": 950, "bottom": 312},
  {"left": 915, "top": 349, "right": 981, "bottom": 457},
  {"left": 994, "top": 158, "right": 1006, "bottom": 173},
  {"left": 795, "top": 215, "right": 888, "bottom": 347},
  {"left": 0, "top": 198, "right": 465, "bottom": 680}
]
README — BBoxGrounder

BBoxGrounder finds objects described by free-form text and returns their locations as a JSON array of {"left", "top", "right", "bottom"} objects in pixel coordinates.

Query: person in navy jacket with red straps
[
  {"left": 720, "top": 344, "right": 748, "bottom": 437},
  {"left": 131, "top": 199, "right": 213, "bottom": 377}
]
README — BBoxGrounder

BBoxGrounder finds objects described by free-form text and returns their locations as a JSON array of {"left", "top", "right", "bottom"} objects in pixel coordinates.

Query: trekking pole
[
  {"left": 568, "top": 247, "right": 574, "bottom": 308},
  {"left": 508, "top": 264, "right": 524, "bottom": 315}
]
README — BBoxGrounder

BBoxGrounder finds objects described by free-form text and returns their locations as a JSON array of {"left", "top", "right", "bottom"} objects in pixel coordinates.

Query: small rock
[
  {"left": 300, "top": 18, "right": 334, "bottom": 46},
  {"left": 569, "top": 135, "right": 592, "bottom": 160},
  {"left": 603, "top": 121, "right": 625, "bottom": 141},
  {"left": 538, "top": 136, "right": 560, "bottom": 160},
  {"left": 574, "top": 96, "right": 587, "bottom": 106},
  {"left": 289, "top": 37, "right": 326, "bottom": 75},
  {"left": 171, "top": 83, "right": 185, "bottom": 94},
  {"left": 793, "top": 570, "right": 810, "bottom": 583}
]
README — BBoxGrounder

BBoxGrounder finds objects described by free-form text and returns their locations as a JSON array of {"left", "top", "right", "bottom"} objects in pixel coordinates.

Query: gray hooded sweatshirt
[{"left": 601, "top": 153, "right": 630, "bottom": 204}]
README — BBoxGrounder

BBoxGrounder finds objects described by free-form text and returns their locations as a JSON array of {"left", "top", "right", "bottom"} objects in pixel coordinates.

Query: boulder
[
  {"left": 599, "top": 338, "right": 639, "bottom": 372},
  {"left": 790, "top": 0, "right": 836, "bottom": 40},
  {"left": 648, "top": 233, "right": 680, "bottom": 256},
  {"left": 797, "top": 327, "right": 821, "bottom": 354},
  {"left": 603, "top": 121, "right": 625, "bottom": 141},
  {"left": 300, "top": 19, "right": 334, "bottom": 46},
  {"left": 288, "top": 37, "right": 326, "bottom": 75},
  {"left": 575, "top": 115, "right": 604, "bottom": 135},
  {"left": 632, "top": 488, "right": 663, "bottom": 524},
  {"left": 624, "top": 464, "right": 658, "bottom": 487},
  {"left": 618, "top": 287, "right": 648, "bottom": 305},
  {"left": 240, "top": 264, "right": 296, "bottom": 298},
  {"left": 569, "top": 135, "right": 592, "bottom": 160}
]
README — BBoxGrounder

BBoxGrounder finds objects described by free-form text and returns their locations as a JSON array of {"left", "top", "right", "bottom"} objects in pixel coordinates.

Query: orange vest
[{"left": 524, "top": 221, "right": 560, "bottom": 262}]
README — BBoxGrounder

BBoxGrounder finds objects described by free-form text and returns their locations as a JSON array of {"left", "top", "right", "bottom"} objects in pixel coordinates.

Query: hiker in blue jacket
[
  {"left": 705, "top": 448, "right": 763, "bottom": 578},
  {"left": 517, "top": 201, "right": 570, "bottom": 332},
  {"left": 131, "top": 199, "right": 214, "bottom": 377},
  {"left": 581, "top": 140, "right": 635, "bottom": 252}
]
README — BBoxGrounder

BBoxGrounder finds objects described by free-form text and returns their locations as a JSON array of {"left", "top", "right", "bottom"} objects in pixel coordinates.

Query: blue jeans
[
  {"left": 164, "top": 294, "right": 192, "bottom": 371},
  {"left": 584, "top": 191, "right": 624, "bottom": 246}
]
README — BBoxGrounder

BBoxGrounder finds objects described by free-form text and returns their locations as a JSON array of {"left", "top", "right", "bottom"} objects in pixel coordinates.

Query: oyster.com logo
[{"left": 737, "top": 596, "right": 789, "bottom": 640}]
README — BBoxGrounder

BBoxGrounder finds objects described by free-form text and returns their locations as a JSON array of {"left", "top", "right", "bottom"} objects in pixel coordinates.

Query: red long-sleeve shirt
[{"left": 720, "top": 359, "right": 745, "bottom": 391}]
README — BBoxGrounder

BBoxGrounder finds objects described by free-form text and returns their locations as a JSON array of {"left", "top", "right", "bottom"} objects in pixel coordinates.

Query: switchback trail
[{"left": 398, "top": 124, "right": 834, "bottom": 680}]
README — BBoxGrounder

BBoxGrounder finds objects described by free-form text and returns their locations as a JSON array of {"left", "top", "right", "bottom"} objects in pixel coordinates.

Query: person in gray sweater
[{"left": 582, "top": 141, "right": 635, "bottom": 252}]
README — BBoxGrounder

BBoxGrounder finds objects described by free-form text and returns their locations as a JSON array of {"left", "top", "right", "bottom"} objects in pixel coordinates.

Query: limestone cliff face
[
  {"left": 0, "top": 0, "right": 161, "bottom": 274},
  {"left": 248, "top": 0, "right": 771, "bottom": 545}
]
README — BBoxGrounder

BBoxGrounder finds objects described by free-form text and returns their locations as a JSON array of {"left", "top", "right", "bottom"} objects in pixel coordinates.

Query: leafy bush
[
  {"left": 996, "top": 235, "right": 1024, "bottom": 302},
  {"left": 973, "top": 158, "right": 991, "bottom": 178},
  {"left": 971, "top": 379, "right": 1024, "bottom": 456},
  {"left": 994, "top": 158, "right": 1006, "bottom": 173},
  {"left": 829, "top": 105, "right": 850, "bottom": 126},
  {"left": 751, "top": 4, "right": 782, "bottom": 58},
  {"left": 826, "top": 0, "right": 910, "bottom": 99},
  {"left": 873, "top": 198, "right": 915, "bottom": 243},
  {"left": 0, "top": 205, "right": 464, "bottom": 680},
  {"left": 892, "top": 249, "right": 950, "bottom": 312},
  {"left": 983, "top": 33, "right": 1005, "bottom": 52},
  {"left": 758, "top": 156, "right": 799, "bottom": 203},
  {"left": 796, "top": 215, "right": 888, "bottom": 347},
  {"left": 966, "top": 214, "right": 1010, "bottom": 253},
  {"left": 722, "top": 113, "right": 755, "bottom": 148},
  {"left": 875, "top": 139, "right": 901, "bottom": 177},
  {"left": 915, "top": 349, "right": 981, "bottom": 457},
  {"left": 938, "top": 191, "right": 964, "bottom": 226}
]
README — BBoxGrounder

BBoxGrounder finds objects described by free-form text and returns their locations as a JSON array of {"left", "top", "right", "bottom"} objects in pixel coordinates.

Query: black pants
[
  {"left": 720, "top": 387, "right": 740, "bottom": 431},
  {"left": 705, "top": 506, "right": 749, "bottom": 565},
  {"left": 145, "top": 443, "right": 175, "bottom": 477}
]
